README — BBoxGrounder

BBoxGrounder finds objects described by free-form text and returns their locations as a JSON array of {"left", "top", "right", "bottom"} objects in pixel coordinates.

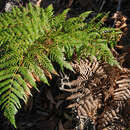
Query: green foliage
[{"left": 0, "top": 3, "right": 121, "bottom": 127}]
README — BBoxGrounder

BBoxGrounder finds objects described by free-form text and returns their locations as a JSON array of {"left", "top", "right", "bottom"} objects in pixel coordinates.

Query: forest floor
[{"left": 0, "top": 0, "right": 130, "bottom": 130}]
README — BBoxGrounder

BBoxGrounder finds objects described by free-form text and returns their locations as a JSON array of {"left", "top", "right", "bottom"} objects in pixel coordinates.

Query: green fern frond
[
  {"left": 18, "top": 67, "right": 38, "bottom": 90},
  {"left": 49, "top": 46, "right": 73, "bottom": 71},
  {"left": 29, "top": 64, "right": 49, "bottom": 85},
  {"left": 0, "top": 76, "right": 22, "bottom": 128},
  {"left": 0, "top": 2, "right": 122, "bottom": 128}
]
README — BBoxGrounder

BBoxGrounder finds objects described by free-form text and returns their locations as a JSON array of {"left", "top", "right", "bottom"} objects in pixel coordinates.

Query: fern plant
[{"left": 0, "top": 3, "right": 121, "bottom": 127}]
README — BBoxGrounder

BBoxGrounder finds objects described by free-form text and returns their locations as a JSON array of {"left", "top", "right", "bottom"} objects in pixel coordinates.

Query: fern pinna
[{"left": 0, "top": 3, "right": 121, "bottom": 127}]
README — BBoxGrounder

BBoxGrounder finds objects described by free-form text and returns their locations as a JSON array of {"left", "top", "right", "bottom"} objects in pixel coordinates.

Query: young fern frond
[{"left": 0, "top": 3, "right": 122, "bottom": 127}]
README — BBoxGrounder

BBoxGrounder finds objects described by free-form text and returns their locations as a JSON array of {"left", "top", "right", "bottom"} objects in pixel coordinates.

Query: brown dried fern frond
[
  {"left": 113, "top": 73, "right": 130, "bottom": 111},
  {"left": 97, "top": 64, "right": 130, "bottom": 130},
  {"left": 97, "top": 106, "right": 122, "bottom": 129},
  {"left": 112, "top": 11, "right": 128, "bottom": 42},
  {"left": 59, "top": 57, "right": 130, "bottom": 130},
  {"left": 60, "top": 57, "right": 106, "bottom": 89},
  {"left": 102, "top": 117, "right": 126, "bottom": 130},
  {"left": 60, "top": 57, "right": 106, "bottom": 129}
]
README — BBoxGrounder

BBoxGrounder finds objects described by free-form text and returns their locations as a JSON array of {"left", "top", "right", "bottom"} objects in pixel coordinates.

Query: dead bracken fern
[{"left": 60, "top": 57, "right": 130, "bottom": 130}]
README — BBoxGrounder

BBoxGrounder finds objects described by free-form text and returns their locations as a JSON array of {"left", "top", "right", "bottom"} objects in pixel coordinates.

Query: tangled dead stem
[{"left": 0, "top": 0, "right": 130, "bottom": 130}]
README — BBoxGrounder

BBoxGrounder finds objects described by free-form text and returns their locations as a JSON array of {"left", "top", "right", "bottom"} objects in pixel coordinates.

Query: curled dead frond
[
  {"left": 60, "top": 57, "right": 106, "bottom": 129},
  {"left": 59, "top": 57, "right": 130, "bottom": 129}
]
